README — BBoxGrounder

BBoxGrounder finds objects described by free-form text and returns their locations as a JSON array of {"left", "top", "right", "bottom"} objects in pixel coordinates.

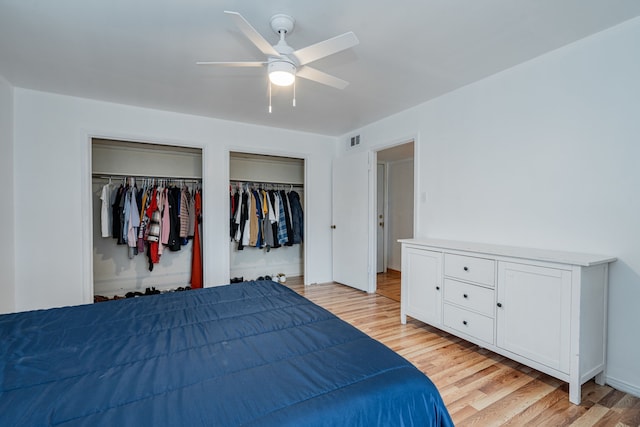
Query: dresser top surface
[{"left": 399, "top": 238, "right": 616, "bottom": 267}]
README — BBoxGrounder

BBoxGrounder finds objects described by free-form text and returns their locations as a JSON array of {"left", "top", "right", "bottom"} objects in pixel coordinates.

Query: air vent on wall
[{"left": 349, "top": 135, "right": 361, "bottom": 148}]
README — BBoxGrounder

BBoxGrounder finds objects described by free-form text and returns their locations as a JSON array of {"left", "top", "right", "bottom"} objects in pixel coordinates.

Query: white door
[
  {"left": 332, "top": 151, "right": 370, "bottom": 292},
  {"left": 376, "top": 163, "right": 385, "bottom": 273}
]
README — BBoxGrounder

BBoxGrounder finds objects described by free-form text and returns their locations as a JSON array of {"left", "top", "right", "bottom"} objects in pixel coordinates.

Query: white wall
[
  {"left": 0, "top": 75, "right": 15, "bottom": 314},
  {"left": 342, "top": 18, "right": 640, "bottom": 397},
  {"left": 13, "top": 89, "right": 335, "bottom": 311},
  {"left": 387, "top": 158, "right": 414, "bottom": 270}
]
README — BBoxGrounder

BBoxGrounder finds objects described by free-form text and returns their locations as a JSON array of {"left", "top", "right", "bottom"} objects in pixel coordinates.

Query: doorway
[{"left": 375, "top": 141, "right": 414, "bottom": 301}]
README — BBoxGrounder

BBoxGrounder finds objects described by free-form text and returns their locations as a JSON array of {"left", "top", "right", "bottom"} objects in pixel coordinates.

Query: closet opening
[
  {"left": 91, "top": 138, "right": 203, "bottom": 300},
  {"left": 229, "top": 151, "right": 305, "bottom": 284}
]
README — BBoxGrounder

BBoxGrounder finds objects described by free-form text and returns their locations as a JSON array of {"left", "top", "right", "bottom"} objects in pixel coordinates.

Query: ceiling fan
[{"left": 197, "top": 11, "right": 359, "bottom": 96}]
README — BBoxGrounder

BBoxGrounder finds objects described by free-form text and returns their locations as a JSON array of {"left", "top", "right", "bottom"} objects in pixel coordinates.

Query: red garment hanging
[
  {"left": 190, "top": 191, "right": 203, "bottom": 288},
  {"left": 146, "top": 188, "right": 160, "bottom": 265}
]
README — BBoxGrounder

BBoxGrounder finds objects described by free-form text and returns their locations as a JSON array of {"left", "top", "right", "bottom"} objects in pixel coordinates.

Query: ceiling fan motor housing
[{"left": 270, "top": 14, "right": 295, "bottom": 35}]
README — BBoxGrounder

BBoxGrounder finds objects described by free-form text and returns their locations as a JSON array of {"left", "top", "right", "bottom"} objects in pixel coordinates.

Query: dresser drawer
[
  {"left": 443, "top": 279, "right": 495, "bottom": 317},
  {"left": 444, "top": 253, "right": 495, "bottom": 286},
  {"left": 443, "top": 303, "right": 495, "bottom": 344}
]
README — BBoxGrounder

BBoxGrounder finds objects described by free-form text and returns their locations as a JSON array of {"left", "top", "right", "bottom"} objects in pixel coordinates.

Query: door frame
[
  {"left": 376, "top": 162, "right": 388, "bottom": 274},
  {"left": 368, "top": 136, "right": 418, "bottom": 293}
]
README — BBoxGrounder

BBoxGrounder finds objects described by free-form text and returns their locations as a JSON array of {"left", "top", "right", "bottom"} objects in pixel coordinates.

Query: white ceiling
[{"left": 2, "top": 1, "right": 639, "bottom": 136}]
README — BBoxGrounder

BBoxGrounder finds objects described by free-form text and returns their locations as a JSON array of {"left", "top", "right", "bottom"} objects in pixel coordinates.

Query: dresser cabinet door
[
  {"left": 404, "top": 247, "right": 442, "bottom": 326},
  {"left": 496, "top": 262, "right": 572, "bottom": 373}
]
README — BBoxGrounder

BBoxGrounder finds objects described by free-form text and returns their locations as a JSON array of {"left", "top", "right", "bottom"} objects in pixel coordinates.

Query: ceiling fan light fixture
[{"left": 268, "top": 61, "right": 296, "bottom": 86}]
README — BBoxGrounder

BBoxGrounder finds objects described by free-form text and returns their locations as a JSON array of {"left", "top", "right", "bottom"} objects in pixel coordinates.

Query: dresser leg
[{"left": 569, "top": 380, "right": 581, "bottom": 405}]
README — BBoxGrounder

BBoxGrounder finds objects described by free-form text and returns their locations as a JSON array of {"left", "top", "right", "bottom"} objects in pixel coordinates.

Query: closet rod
[
  {"left": 93, "top": 172, "right": 202, "bottom": 181},
  {"left": 230, "top": 179, "right": 303, "bottom": 187}
]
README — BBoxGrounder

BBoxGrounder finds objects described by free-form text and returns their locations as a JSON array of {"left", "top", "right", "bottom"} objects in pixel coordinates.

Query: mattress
[{"left": 0, "top": 280, "right": 453, "bottom": 426}]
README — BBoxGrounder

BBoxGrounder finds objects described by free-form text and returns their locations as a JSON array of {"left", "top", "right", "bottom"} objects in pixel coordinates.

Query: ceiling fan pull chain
[
  {"left": 268, "top": 79, "right": 273, "bottom": 113},
  {"left": 293, "top": 80, "right": 296, "bottom": 107}
]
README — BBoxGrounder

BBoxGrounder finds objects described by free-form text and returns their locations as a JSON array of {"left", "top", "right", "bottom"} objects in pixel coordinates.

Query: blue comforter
[{"left": 0, "top": 281, "right": 453, "bottom": 426}]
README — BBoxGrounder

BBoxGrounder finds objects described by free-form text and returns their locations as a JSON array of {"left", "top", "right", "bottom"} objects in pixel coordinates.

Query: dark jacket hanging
[
  {"left": 167, "top": 187, "right": 182, "bottom": 251},
  {"left": 237, "top": 190, "right": 249, "bottom": 250},
  {"left": 268, "top": 190, "right": 281, "bottom": 249},
  {"left": 288, "top": 190, "right": 304, "bottom": 244}
]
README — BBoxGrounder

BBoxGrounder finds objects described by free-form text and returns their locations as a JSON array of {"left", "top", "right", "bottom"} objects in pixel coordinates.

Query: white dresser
[{"left": 400, "top": 238, "right": 616, "bottom": 404}]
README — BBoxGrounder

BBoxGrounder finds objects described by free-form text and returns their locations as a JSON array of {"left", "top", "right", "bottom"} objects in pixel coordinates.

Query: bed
[{"left": 1, "top": 280, "right": 452, "bottom": 426}]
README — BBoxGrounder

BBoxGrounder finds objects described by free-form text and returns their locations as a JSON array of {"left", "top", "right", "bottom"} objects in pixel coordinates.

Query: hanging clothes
[
  {"left": 268, "top": 190, "right": 281, "bottom": 249},
  {"left": 187, "top": 190, "right": 196, "bottom": 238},
  {"left": 191, "top": 190, "right": 203, "bottom": 288},
  {"left": 288, "top": 190, "right": 304, "bottom": 244},
  {"left": 99, "top": 182, "right": 114, "bottom": 238},
  {"left": 111, "top": 185, "right": 125, "bottom": 244},
  {"left": 137, "top": 185, "right": 150, "bottom": 253},
  {"left": 279, "top": 189, "right": 294, "bottom": 246},
  {"left": 146, "top": 187, "right": 161, "bottom": 270},
  {"left": 236, "top": 188, "right": 249, "bottom": 250},
  {"left": 262, "top": 189, "right": 275, "bottom": 249},
  {"left": 276, "top": 191, "right": 288, "bottom": 246},
  {"left": 252, "top": 189, "right": 264, "bottom": 248},
  {"left": 248, "top": 191, "right": 259, "bottom": 247},
  {"left": 230, "top": 187, "right": 240, "bottom": 240},
  {"left": 159, "top": 187, "right": 170, "bottom": 257},
  {"left": 230, "top": 182, "right": 303, "bottom": 252},
  {"left": 96, "top": 175, "right": 203, "bottom": 292},
  {"left": 166, "top": 186, "right": 181, "bottom": 251},
  {"left": 126, "top": 186, "right": 140, "bottom": 259},
  {"left": 180, "top": 186, "right": 191, "bottom": 239}
]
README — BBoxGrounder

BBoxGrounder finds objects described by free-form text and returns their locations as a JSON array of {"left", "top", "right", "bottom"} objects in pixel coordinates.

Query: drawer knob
[
  {"left": 497, "top": 302, "right": 502, "bottom": 308},
  {"left": 436, "top": 286, "right": 440, "bottom": 290},
  {"left": 463, "top": 293, "right": 468, "bottom": 298},
  {"left": 463, "top": 320, "right": 468, "bottom": 325},
  {"left": 463, "top": 266, "right": 469, "bottom": 272}
]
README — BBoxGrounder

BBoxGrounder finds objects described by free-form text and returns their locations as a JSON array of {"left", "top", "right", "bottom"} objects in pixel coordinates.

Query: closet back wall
[
  {"left": 229, "top": 153, "right": 304, "bottom": 280},
  {"left": 92, "top": 140, "right": 202, "bottom": 296}
]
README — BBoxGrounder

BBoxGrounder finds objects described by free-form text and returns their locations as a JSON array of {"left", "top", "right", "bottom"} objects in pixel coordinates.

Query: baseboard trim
[{"left": 606, "top": 375, "right": 640, "bottom": 398}]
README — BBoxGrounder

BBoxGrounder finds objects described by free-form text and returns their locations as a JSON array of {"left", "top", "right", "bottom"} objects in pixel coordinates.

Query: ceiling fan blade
[
  {"left": 293, "top": 32, "right": 359, "bottom": 66},
  {"left": 296, "top": 66, "right": 350, "bottom": 90},
  {"left": 224, "top": 11, "right": 280, "bottom": 58},
  {"left": 196, "top": 61, "right": 266, "bottom": 67}
]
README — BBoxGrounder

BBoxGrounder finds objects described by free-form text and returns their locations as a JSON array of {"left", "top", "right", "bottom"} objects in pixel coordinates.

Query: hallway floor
[{"left": 376, "top": 269, "right": 401, "bottom": 302}]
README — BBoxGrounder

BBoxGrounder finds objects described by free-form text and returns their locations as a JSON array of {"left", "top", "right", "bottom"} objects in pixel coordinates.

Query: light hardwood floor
[
  {"left": 376, "top": 269, "right": 401, "bottom": 302},
  {"left": 286, "top": 276, "right": 640, "bottom": 426}
]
